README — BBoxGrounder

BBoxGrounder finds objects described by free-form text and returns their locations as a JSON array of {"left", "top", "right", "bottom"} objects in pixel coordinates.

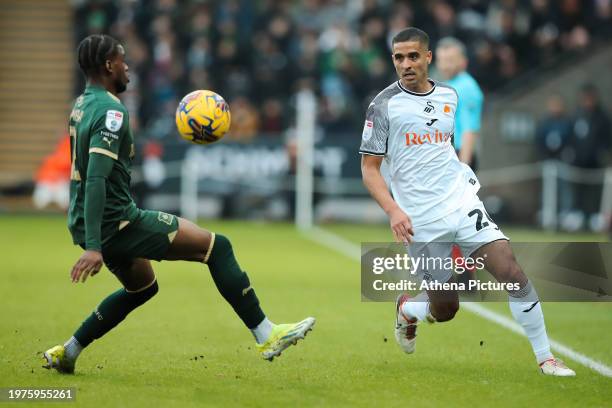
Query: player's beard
[{"left": 115, "top": 78, "right": 128, "bottom": 94}]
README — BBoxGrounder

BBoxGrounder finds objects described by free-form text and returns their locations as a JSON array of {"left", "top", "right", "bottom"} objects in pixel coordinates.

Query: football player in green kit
[{"left": 43, "top": 34, "right": 314, "bottom": 373}]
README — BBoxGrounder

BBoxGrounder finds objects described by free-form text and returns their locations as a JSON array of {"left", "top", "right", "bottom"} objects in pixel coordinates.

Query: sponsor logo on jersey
[
  {"left": 105, "top": 110, "right": 124, "bottom": 132},
  {"left": 100, "top": 130, "right": 119, "bottom": 139},
  {"left": 405, "top": 129, "right": 453, "bottom": 146}
]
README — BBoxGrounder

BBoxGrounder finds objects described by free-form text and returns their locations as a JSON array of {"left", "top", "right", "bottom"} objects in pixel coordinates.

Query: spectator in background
[
  {"left": 435, "top": 37, "right": 483, "bottom": 170},
  {"left": 425, "top": 0, "right": 463, "bottom": 46},
  {"left": 536, "top": 94, "right": 573, "bottom": 161},
  {"left": 592, "top": 0, "right": 612, "bottom": 37},
  {"left": 72, "top": 0, "right": 610, "bottom": 141},
  {"left": 33, "top": 134, "right": 71, "bottom": 210},
  {"left": 557, "top": 0, "right": 591, "bottom": 51},
  {"left": 260, "top": 98, "right": 286, "bottom": 136},
  {"left": 470, "top": 39, "right": 501, "bottom": 92},
  {"left": 566, "top": 84, "right": 611, "bottom": 230},
  {"left": 529, "top": 0, "right": 561, "bottom": 65},
  {"left": 536, "top": 94, "right": 574, "bottom": 217},
  {"left": 228, "top": 96, "right": 260, "bottom": 141}
]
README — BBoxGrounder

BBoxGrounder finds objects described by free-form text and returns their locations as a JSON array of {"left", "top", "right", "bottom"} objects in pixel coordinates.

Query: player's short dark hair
[
  {"left": 392, "top": 27, "right": 430, "bottom": 49},
  {"left": 77, "top": 34, "right": 121, "bottom": 77}
]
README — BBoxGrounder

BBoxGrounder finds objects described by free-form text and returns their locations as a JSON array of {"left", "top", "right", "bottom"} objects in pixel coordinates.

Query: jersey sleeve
[
  {"left": 88, "top": 105, "right": 127, "bottom": 160},
  {"left": 359, "top": 100, "right": 389, "bottom": 156},
  {"left": 457, "top": 84, "right": 483, "bottom": 134}
]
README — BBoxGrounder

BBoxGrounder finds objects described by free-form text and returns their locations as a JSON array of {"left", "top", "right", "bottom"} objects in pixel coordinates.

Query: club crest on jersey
[
  {"left": 424, "top": 101, "right": 435, "bottom": 115},
  {"left": 157, "top": 212, "right": 174, "bottom": 225},
  {"left": 105, "top": 110, "right": 123, "bottom": 132}
]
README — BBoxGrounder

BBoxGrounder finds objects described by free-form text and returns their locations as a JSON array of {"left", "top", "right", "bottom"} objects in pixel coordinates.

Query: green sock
[
  {"left": 74, "top": 281, "right": 158, "bottom": 347},
  {"left": 206, "top": 234, "right": 265, "bottom": 329}
]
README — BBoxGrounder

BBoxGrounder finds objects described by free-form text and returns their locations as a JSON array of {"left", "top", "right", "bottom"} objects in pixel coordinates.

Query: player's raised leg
[
  {"left": 396, "top": 240, "right": 460, "bottom": 354},
  {"left": 164, "top": 217, "right": 315, "bottom": 361},
  {"left": 396, "top": 277, "right": 460, "bottom": 354},
  {"left": 473, "top": 240, "right": 575, "bottom": 376},
  {"left": 43, "top": 259, "right": 158, "bottom": 373}
]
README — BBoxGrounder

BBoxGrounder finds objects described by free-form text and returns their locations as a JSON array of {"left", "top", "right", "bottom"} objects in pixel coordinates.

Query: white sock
[
  {"left": 401, "top": 292, "right": 435, "bottom": 323},
  {"left": 251, "top": 317, "right": 274, "bottom": 344},
  {"left": 63, "top": 336, "right": 83, "bottom": 362},
  {"left": 508, "top": 281, "right": 553, "bottom": 364}
]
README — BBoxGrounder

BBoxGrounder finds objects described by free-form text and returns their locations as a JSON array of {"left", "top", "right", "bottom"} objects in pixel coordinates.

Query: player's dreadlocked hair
[{"left": 77, "top": 34, "right": 121, "bottom": 76}]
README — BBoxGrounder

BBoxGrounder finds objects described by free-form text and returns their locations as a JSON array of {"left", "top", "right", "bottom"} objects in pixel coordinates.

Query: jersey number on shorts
[{"left": 468, "top": 208, "right": 499, "bottom": 231}]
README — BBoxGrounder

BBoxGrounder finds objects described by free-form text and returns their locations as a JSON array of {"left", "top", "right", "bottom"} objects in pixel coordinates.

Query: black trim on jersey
[
  {"left": 396, "top": 79, "right": 436, "bottom": 96},
  {"left": 359, "top": 149, "right": 386, "bottom": 156},
  {"left": 435, "top": 80, "right": 458, "bottom": 100}
]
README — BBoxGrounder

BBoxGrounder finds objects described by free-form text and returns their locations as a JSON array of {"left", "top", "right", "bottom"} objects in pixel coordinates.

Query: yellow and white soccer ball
[{"left": 175, "top": 90, "right": 231, "bottom": 144}]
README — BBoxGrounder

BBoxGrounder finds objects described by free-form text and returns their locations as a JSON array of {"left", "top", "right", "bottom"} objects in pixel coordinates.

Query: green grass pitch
[{"left": 1, "top": 216, "right": 611, "bottom": 407}]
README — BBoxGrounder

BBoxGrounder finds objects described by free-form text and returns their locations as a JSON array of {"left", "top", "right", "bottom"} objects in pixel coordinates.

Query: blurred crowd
[
  {"left": 536, "top": 84, "right": 611, "bottom": 231},
  {"left": 72, "top": 0, "right": 612, "bottom": 141}
]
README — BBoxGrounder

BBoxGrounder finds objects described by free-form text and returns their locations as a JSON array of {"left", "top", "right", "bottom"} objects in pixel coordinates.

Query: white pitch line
[
  {"left": 307, "top": 226, "right": 363, "bottom": 260},
  {"left": 463, "top": 302, "right": 612, "bottom": 377},
  {"left": 304, "top": 226, "right": 612, "bottom": 378}
]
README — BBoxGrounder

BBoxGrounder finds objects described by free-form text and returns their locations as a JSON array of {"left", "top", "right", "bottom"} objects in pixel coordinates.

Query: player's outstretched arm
[
  {"left": 361, "top": 155, "right": 413, "bottom": 243},
  {"left": 71, "top": 153, "right": 114, "bottom": 283}
]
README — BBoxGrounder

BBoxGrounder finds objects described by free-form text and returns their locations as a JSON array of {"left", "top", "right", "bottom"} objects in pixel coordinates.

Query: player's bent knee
[
  {"left": 204, "top": 233, "right": 234, "bottom": 264},
  {"left": 125, "top": 280, "right": 159, "bottom": 306},
  {"left": 436, "top": 309, "right": 458, "bottom": 322},
  {"left": 510, "top": 263, "right": 526, "bottom": 281},
  {"left": 499, "top": 262, "right": 526, "bottom": 285},
  {"left": 432, "top": 301, "right": 459, "bottom": 322},
  {"left": 165, "top": 217, "right": 214, "bottom": 262},
  {"left": 209, "top": 233, "right": 232, "bottom": 257}
]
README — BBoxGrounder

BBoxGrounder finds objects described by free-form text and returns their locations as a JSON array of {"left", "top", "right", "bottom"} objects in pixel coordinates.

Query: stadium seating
[{"left": 0, "top": 0, "right": 73, "bottom": 189}]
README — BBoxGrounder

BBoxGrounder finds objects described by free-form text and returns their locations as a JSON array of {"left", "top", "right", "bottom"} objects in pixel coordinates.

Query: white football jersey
[{"left": 360, "top": 79, "right": 480, "bottom": 226}]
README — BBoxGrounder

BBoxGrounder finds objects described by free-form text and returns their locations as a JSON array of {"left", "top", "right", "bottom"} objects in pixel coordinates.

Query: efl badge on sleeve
[
  {"left": 105, "top": 110, "right": 124, "bottom": 132},
  {"left": 362, "top": 120, "right": 373, "bottom": 141}
]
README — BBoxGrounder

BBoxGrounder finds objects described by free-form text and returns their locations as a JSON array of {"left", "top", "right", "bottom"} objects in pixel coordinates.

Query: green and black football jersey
[{"left": 67, "top": 84, "right": 138, "bottom": 246}]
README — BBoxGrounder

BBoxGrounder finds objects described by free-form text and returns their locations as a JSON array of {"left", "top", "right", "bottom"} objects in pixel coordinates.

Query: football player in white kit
[{"left": 360, "top": 27, "right": 575, "bottom": 376}]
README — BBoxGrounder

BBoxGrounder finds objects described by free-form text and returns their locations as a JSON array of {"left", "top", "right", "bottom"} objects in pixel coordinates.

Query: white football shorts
[{"left": 406, "top": 192, "right": 509, "bottom": 284}]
